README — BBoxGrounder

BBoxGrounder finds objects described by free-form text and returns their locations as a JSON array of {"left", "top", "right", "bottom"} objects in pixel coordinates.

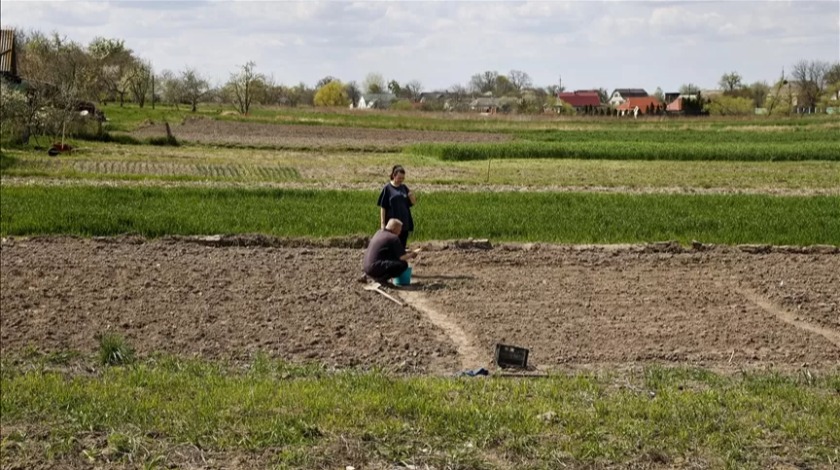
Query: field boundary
[
  {"left": 3, "top": 234, "right": 838, "bottom": 254},
  {"left": 739, "top": 287, "right": 840, "bottom": 348},
  {"left": 3, "top": 176, "right": 840, "bottom": 197}
]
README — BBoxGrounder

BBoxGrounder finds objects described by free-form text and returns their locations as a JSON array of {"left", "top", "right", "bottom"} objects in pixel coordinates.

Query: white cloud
[{"left": 0, "top": 0, "right": 837, "bottom": 93}]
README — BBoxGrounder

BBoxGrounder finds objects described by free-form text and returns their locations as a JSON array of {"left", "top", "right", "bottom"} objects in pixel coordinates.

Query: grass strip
[
  {"left": 405, "top": 141, "right": 840, "bottom": 162},
  {"left": 2, "top": 186, "right": 839, "bottom": 245},
  {"left": 1, "top": 357, "right": 838, "bottom": 468},
  {"left": 514, "top": 129, "right": 840, "bottom": 143}
]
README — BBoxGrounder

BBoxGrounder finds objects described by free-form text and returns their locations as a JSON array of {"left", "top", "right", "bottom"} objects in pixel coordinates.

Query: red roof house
[
  {"left": 556, "top": 91, "right": 601, "bottom": 108},
  {"left": 616, "top": 96, "right": 663, "bottom": 114}
]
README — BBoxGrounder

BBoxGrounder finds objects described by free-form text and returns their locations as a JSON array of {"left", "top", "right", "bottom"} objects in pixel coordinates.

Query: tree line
[{"left": 3, "top": 29, "right": 839, "bottom": 119}]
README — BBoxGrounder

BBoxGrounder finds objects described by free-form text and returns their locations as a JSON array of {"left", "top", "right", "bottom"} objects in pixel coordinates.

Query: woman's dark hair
[{"left": 390, "top": 165, "right": 406, "bottom": 180}]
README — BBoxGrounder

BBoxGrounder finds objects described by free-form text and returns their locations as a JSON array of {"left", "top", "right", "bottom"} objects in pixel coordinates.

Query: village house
[
  {"left": 609, "top": 88, "right": 648, "bottom": 107},
  {"left": 555, "top": 90, "right": 602, "bottom": 111},
  {"left": 616, "top": 96, "right": 663, "bottom": 116},
  {"left": 355, "top": 93, "right": 397, "bottom": 110},
  {"left": 469, "top": 96, "right": 500, "bottom": 113}
]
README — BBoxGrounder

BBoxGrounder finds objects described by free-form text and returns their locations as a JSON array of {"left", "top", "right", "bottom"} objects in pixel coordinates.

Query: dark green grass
[
  {"left": 2, "top": 186, "right": 838, "bottom": 245},
  {"left": 1, "top": 355, "right": 838, "bottom": 468},
  {"left": 514, "top": 128, "right": 840, "bottom": 143},
  {"left": 405, "top": 141, "right": 840, "bottom": 162}
]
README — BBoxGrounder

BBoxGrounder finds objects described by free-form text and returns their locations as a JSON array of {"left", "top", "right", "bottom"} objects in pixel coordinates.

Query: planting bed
[
  {"left": 2, "top": 237, "right": 838, "bottom": 373},
  {"left": 129, "top": 119, "right": 511, "bottom": 149}
]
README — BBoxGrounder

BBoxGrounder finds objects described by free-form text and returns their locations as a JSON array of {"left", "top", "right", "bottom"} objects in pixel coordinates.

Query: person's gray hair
[{"left": 385, "top": 219, "right": 403, "bottom": 231}]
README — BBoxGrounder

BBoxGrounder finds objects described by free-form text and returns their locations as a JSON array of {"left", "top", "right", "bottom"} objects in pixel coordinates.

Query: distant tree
[
  {"left": 706, "top": 95, "right": 754, "bottom": 115},
  {"left": 345, "top": 81, "right": 361, "bottom": 107},
  {"left": 494, "top": 75, "right": 517, "bottom": 96},
  {"left": 181, "top": 68, "right": 209, "bottom": 112},
  {"left": 818, "top": 81, "right": 840, "bottom": 110},
  {"left": 719, "top": 71, "right": 743, "bottom": 94},
  {"left": 596, "top": 88, "right": 608, "bottom": 104},
  {"left": 554, "top": 100, "right": 575, "bottom": 115},
  {"left": 127, "top": 59, "right": 152, "bottom": 108},
  {"left": 316, "top": 76, "right": 338, "bottom": 89},
  {"left": 363, "top": 72, "right": 385, "bottom": 94},
  {"left": 679, "top": 83, "right": 700, "bottom": 96},
  {"left": 158, "top": 70, "right": 183, "bottom": 108},
  {"left": 228, "top": 61, "right": 263, "bottom": 115},
  {"left": 449, "top": 83, "right": 468, "bottom": 98},
  {"left": 314, "top": 80, "right": 350, "bottom": 107},
  {"left": 653, "top": 87, "right": 665, "bottom": 103},
  {"left": 404, "top": 80, "right": 423, "bottom": 101},
  {"left": 87, "top": 36, "right": 136, "bottom": 106},
  {"left": 791, "top": 60, "right": 831, "bottom": 108},
  {"left": 508, "top": 70, "right": 532, "bottom": 91},
  {"left": 390, "top": 99, "right": 413, "bottom": 111},
  {"left": 260, "top": 75, "right": 285, "bottom": 105},
  {"left": 748, "top": 81, "right": 770, "bottom": 108},
  {"left": 469, "top": 71, "right": 498, "bottom": 94},
  {"left": 387, "top": 79, "right": 401, "bottom": 96},
  {"left": 544, "top": 85, "right": 561, "bottom": 96},
  {"left": 824, "top": 62, "right": 840, "bottom": 86}
]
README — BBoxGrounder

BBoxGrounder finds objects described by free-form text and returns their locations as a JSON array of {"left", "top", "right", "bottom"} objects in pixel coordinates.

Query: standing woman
[{"left": 378, "top": 165, "right": 415, "bottom": 248}]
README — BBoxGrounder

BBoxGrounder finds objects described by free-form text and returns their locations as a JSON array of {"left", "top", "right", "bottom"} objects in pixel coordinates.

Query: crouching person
[{"left": 363, "top": 219, "right": 417, "bottom": 285}]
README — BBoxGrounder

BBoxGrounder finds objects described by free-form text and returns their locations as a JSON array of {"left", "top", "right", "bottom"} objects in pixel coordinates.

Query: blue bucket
[{"left": 393, "top": 267, "right": 412, "bottom": 286}]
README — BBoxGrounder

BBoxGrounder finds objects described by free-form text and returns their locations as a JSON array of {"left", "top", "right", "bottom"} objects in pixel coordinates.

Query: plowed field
[
  {"left": 2, "top": 237, "right": 838, "bottom": 373},
  {"left": 130, "top": 119, "right": 511, "bottom": 149}
]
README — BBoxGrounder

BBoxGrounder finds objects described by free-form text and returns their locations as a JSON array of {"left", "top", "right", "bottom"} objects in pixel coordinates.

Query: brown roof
[
  {"left": 616, "top": 96, "right": 663, "bottom": 111},
  {"left": 0, "top": 29, "right": 17, "bottom": 77},
  {"left": 556, "top": 91, "right": 601, "bottom": 108}
]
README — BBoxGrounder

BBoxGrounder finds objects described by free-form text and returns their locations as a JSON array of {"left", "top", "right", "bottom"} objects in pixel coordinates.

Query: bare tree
[
  {"left": 791, "top": 60, "right": 830, "bottom": 109},
  {"left": 469, "top": 71, "right": 498, "bottom": 94},
  {"left": 316, "top": 76, "right": 338, "bottom": 89},
  {"left": 345, "top": 81, "right": 361, "bottom": 107},
  {"left": 181, "top": 68, "right": 209, "bottom": 112},
  {"left": 404, "top": 80, "right": 423, "bottom": 101},
  {"left": 363, "top": 72, "right": 385, "bottom": 94},
  {"left": 158, "top": 69, "right": 183, "bottom": 108},
  {"left": 718, "top": 71, "right": 743, "bottom": 93},
  {"left": 228, "top": 61, "right": 262, "bottom": 115},
  {"left": 128, "top": 59, "right": 153, "bottom": 107},
  {"left": 508, "top": 70, "right": 532, "bottom": 91}
]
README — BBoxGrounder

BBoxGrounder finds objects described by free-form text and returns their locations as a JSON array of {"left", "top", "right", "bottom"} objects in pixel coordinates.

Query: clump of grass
[{"left": 98, "top": 333, "right": 135, "bottom": 366}]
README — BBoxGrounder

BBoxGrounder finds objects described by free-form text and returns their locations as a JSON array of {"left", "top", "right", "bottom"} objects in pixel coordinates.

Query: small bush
[
  {"left": 147, "top": 135, "right": 179, "bottom": 146},
  {"left": 76, "top": 131, "right": 142, "bottom": 145},
  {"left": 99, "top": 333, "right": 135, "bottom": 366}
]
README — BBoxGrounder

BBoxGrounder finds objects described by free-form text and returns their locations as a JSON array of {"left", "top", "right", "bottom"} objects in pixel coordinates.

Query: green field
[
  {"left": 2, "top": 354, "right": 838, "bottom": 469},
  {"left": 3, "top": 186, "right": 839, "bottom": 245}
]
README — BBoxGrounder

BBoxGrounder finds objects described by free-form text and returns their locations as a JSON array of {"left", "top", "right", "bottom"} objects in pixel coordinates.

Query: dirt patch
[
  {"left": 129, "top": 119, "right": 511, "bottom": 150},
  {"left": 2, "top": 238, "right": 838, "bottom": 372}
]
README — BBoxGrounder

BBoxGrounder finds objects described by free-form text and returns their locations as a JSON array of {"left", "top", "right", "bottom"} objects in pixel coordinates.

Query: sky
[{"left": 1, "top": 0, "right": 838, "bottom": 93}]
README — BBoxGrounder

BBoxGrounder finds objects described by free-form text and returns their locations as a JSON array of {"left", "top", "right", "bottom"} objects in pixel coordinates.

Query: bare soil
[
  {"left": 1, "top": 237, "right": 838, "bottom": 373},
  {"left": 129, "top": 119, "right": 510, "bottom": 149}
]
